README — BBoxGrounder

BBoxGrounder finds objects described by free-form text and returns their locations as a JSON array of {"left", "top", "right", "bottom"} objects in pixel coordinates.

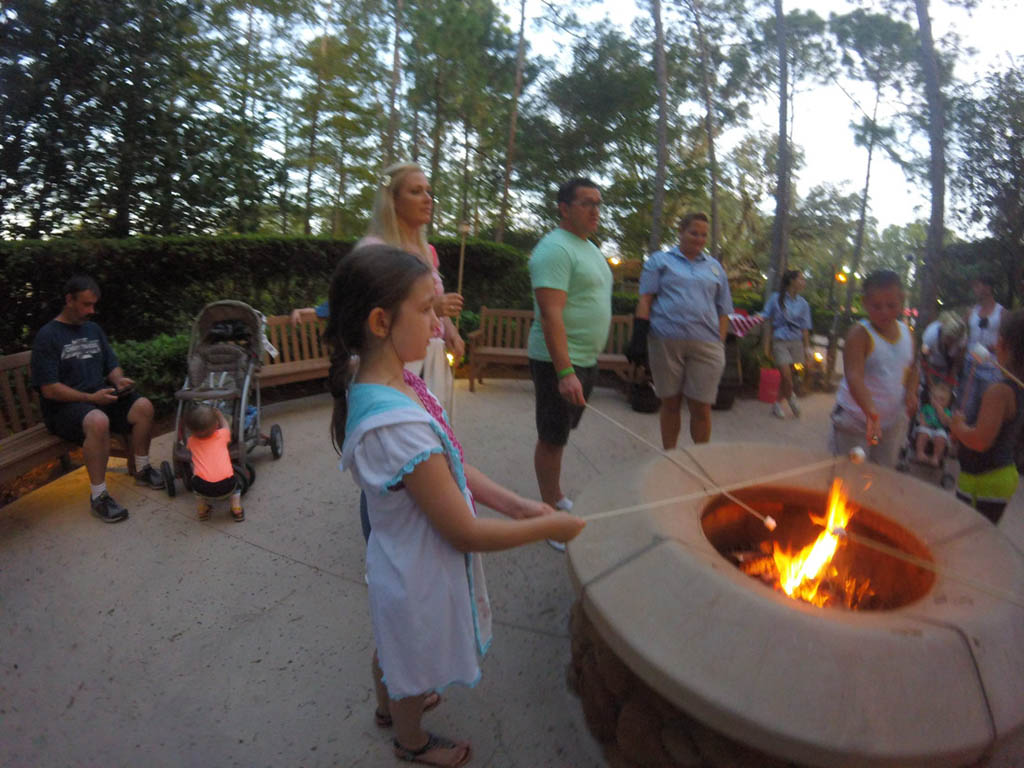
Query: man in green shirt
[{"left": 527, "top": 177, "right": 613, "bottom": 549}]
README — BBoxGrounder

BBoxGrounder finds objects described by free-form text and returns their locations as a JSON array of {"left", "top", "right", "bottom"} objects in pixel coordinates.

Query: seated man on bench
[{"left": 31, "top": 275, "right": 164, "bottom": 523}]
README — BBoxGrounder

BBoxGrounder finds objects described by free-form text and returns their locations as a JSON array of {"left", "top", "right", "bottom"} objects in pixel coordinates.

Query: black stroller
[{"left": 160, "top": 301, "right": 283, "bottom": 497}]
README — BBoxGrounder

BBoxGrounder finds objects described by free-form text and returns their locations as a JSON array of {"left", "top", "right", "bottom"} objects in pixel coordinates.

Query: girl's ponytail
[
  {"left": 328, "top": 342, "right": 353, "bottom": 453},
  {"left": 323, "top": 244, "right": 432, "bottom": 453}
]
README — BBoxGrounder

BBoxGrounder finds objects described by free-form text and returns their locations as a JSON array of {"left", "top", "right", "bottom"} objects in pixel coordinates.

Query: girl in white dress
[{"left": 326, "top": 245, "right": 584, "bottom": 767}]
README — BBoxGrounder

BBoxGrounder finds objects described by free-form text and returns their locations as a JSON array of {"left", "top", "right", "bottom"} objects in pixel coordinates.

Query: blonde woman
[{"left": 292, "top": 162, "right": 464, "bottom": 413}]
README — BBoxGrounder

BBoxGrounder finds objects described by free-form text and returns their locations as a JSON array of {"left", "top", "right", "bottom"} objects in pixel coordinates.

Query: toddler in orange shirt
[{"left": 185, "top": 405, "right": 243, "bottom": 522}]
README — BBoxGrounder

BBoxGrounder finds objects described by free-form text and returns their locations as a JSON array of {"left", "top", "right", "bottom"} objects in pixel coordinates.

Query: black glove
[{"left": 626, "top": 317, "right": 650, "bottom": 366}]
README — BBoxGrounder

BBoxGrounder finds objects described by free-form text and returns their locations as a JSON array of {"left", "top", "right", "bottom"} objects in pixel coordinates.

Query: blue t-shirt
[
  {"left": 31, "top": 320, "right": 119, "bottom": 417},
  {"left": 638, "top": 247, "right": 732, "bottom": 342},
  {"left": 763, "top": 292, "right": 812, "bottom": 341}
]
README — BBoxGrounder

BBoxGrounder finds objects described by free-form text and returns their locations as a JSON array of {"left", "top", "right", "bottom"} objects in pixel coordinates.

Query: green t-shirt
[{"left": 527, "top": 228, "right": 613, "bottom": 367}]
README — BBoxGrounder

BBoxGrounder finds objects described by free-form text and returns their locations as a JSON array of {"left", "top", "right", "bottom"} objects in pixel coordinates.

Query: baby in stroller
[
  {"left": 185, "top": 404, "right": 243, "bottom": 522},
  {"left": 914, "top": 380, "right": 953, "bottom": 467}
]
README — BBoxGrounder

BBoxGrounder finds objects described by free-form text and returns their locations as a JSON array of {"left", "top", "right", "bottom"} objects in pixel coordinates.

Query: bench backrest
[
  {"left": 476, "top": 307, "right": 632, "bottom": 354},
  {"left": 477, "top": 307, "right": 534, "bottom": 350},
  {"left": 0, "top": 351, "right": 42, "bottom": 438},
  {"left": 262, "top": 315, "right": 328, "bottom": 366}
]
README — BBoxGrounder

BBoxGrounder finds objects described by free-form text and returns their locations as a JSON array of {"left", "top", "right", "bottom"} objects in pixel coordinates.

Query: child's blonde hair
[
  {"left": 186, "top": 404, "right": 219, "bottom": 437},
  {"left": 929, "top": 381, "right": 952, "bottom": 408}
]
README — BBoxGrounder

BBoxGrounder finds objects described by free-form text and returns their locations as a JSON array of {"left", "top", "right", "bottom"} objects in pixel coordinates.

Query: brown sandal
[
  {"left": 393, "top": 732, "right": 470, "bottom": 767},
  {"left": 375, "top": 691, "right": 441, "bottom": 728}
]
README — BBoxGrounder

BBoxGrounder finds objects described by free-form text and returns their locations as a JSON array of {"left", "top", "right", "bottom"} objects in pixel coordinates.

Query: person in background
[
  {"left": 919, "top": 310, "right": 966, "bottom": 389},
  {"left": 526, "top": 177, "right": 612, "bottom": 552},
  {"left": 290, "top": 162, "right": 464, "bottom": 414},
  {"left": 914, "top": 380, "right": 953, "bottom": 467},
  {"left": 951, "top": 309, "right": 1024, "bottom": 525},
  {"left": 30, "top": 275, "right": 164, "bottom": 523},
  {"left": 761, "top": 269, "right": 812, "bottom": 419},
  {"left": 966, "top": 272, "right": 1004, "bottom": 354},
  {"left": 629, "top": 212, "right": 732, "bottom": 448},
  {"left": 828, "top": 270, "right": 918, "bottom": 467},
  {"left": 185, "top": 405, "right": 243, "bottom": 522}
]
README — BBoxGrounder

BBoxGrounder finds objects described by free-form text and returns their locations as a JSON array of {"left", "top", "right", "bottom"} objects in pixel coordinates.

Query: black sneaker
[
  {"left": 134, "top": 464, "right": 165, "bottom": 489},
  {"left": 91, "top": 492, "right": 129, "bottom": 523}
]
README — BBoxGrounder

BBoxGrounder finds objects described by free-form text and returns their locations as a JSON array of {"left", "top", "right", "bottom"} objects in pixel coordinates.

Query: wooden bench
[
  {"left": 0, "top": 351, "right": 134, "bottom": 486},
  {"left": 258, "top": 314, "right": 330, "bottom": 387},
  {"left": 466, "top": 307, "right": 634, "bottom": 392}
]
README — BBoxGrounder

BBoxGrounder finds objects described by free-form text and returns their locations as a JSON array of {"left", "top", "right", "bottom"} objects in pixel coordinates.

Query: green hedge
[
  {"left": 2, "top": 235, "right": 532, "bottom": 354},
  {"left": 111, "top": 333, "right": 190, "bottom": 418}
]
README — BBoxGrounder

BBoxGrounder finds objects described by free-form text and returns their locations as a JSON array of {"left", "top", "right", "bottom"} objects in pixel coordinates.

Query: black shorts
[
  {"left": 44, "top": 392, "right": 142, "bottom": 445},
  {"left": 529, "top": 359, "right": 597, "bottom": 447},
  {"left": 191, "top": 475, "right": 239, "bottom": 499}
]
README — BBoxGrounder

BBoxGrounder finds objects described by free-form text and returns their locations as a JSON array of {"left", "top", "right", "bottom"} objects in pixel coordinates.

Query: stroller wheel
[
  {"left": 182, "top": 462, "right": 193, "bottom": 493},
  {"left": 161, "top": 461, "right": 176, "bottom": 498},
  {"left": 234, "top": 464, "right": 250, "bottom": 496},
  {"left": 245, "top": 462, "right": 256, "bottom": 487},
  {"left": 270, "top": 424, "right": 284, "bottom": 459}
]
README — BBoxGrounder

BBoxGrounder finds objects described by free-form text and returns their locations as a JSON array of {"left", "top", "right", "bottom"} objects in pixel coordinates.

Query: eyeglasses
[
  {"left": 979, "top": 317, "right": 989, "bottom": 329},
  {"left": 572, "top": 200, "right": 602, "bottom": 210}
]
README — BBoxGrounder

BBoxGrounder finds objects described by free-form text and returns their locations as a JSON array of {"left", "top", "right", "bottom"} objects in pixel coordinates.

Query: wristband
[{"left": 556, "top": 366, "right": 575, "bottom": 379}]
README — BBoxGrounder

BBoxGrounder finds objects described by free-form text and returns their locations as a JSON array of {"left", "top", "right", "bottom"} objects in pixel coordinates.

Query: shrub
[
  {"left": 111, "top": 333, "right": 190, "bottom": 418},
  {"left": 1, "top": 235, "right": 534, "bottom": 354}
]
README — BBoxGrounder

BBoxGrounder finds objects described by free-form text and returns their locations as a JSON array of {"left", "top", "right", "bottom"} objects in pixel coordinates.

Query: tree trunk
[
  {"left": 428, "top": 78, "right": 445, "bottom": 238},
  {"left": 647, "top": 0, "right": 669, "bottom": 254},
  {"left": 840, "top": 92, "right": 880, "bottom": 335},
  {"left": 913, "top": 0, "right": 944, "bottom": 329},
  {"left": 382, "top": 0, "right": 403, "bottom": 166},
  {"left": 767, "top": 0, "right": 790, "bottom": 299},
  {"left": 688, "top": 0, "right": 721, "bottom": 260},
  {"left": 495, "top": 0, "right": 526, "bottom": 244},
  {"left": 303, "top": 44, "right": 326, "bottom": 237}
]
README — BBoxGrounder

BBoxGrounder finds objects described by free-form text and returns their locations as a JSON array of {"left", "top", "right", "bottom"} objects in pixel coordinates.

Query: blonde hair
[{"left": 366, "top": 162, "right": 432, "bottom": 266}]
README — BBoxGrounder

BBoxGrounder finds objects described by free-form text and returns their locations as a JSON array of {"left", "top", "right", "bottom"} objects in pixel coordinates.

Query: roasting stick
[
  {"left": 582, "top": 457, "right": 841, "bottom": 523},
  {"left": 968, "top": 343, "right": 1024, "bottom": 388},
  {"left": 582, "top": 402, "right": 848, "bottom": 531},
  {"left": 583, "top": 403, "right": 1024, "bottom": 610},
  {"left": 835, "top": 528, "right": 1024, "bottom": 610}
]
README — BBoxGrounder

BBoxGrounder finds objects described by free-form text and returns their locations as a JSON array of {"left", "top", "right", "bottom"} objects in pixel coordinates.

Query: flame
[{"left": 771, "top": 479, "right": 855, "bottom": 606}]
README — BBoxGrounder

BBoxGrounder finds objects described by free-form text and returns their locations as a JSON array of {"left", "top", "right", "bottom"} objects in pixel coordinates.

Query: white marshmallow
[{"left": 849, "top": 446, "right": 867, "bottom": 464}]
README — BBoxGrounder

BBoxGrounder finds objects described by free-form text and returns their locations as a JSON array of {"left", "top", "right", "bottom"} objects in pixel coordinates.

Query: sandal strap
[{"left": 393, "top": 732, "right": 466, "bottom": 763}]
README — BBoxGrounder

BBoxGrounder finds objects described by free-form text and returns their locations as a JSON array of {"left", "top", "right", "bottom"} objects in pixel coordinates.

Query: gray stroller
[{"left": 160, "top": 301, "right": 283, "bottom": 497}]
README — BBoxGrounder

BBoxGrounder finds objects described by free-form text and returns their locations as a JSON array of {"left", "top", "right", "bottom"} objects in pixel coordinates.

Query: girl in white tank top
[{"left": 836, "top": 319, "right": 915, "bottom": 429}]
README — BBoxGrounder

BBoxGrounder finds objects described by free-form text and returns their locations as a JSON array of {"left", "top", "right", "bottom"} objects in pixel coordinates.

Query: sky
[{"left": 516, "top": 0, "right": 1024, "bottom": 235}]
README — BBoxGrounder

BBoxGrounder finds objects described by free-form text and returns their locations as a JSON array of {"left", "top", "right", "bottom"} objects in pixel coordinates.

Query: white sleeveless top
[
  {"left": 968, "top": 303, "right": 1003, "bottom": 352},
  {"left": 836, "top": 320, "right": 915, "bottom": 428}
]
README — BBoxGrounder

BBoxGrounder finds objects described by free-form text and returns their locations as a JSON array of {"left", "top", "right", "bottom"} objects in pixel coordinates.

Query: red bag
[{"left": 758, "top": 367, "right": 781, "bottom": 403}]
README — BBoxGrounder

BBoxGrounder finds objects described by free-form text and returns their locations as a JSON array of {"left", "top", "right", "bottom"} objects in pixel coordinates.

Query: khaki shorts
[
  {"left": 828, "top": 405, "right": 906, "bottom": 468},
  {"left": 647, "top": 337, "right": 725, "bottom": 404},
  {"left": 772, "top": 338, "right": 805, "bottom": 367}
]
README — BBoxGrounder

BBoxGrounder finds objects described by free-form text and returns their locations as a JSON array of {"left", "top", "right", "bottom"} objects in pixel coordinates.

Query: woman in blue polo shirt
[
  {"left": 632, "top": 212, "right": 733, "bottom": 448},
  {"left": 762, "top": 269, "right": 812, "bottom": 419}
]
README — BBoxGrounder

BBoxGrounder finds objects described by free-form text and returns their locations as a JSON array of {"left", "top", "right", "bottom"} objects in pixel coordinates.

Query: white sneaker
[
  {"left": 788, "top": 396, "right": 801, "bottom": 417},
  {"left": 548, "top": 497, "right": 573, "bottom": 551},
  {"left": 771, "top": 402, "right": 786, "bottom": 419}
]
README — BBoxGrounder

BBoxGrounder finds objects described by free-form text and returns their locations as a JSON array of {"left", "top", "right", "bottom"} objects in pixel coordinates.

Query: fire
[{"left": 771, "top": 479, "right": 855, "bottom": 607}]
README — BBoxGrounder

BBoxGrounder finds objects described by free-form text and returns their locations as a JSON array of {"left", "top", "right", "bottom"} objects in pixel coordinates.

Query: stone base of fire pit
[
  {"left": 569, "top": 600, "right": 797, "bottom": 768},
  {"left": 567, "top": 443, "right": 1024, "bottom": 768}
]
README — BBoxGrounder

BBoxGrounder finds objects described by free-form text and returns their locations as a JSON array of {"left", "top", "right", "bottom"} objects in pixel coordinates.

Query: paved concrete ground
[{"left": 2, "top": 379, "right": 1022, "bottom": 768}]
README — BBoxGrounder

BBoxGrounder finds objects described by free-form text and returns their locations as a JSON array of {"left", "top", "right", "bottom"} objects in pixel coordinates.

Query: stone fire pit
[{"left": 567, "top": 443, "right": 1024, "bottom": 768}]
